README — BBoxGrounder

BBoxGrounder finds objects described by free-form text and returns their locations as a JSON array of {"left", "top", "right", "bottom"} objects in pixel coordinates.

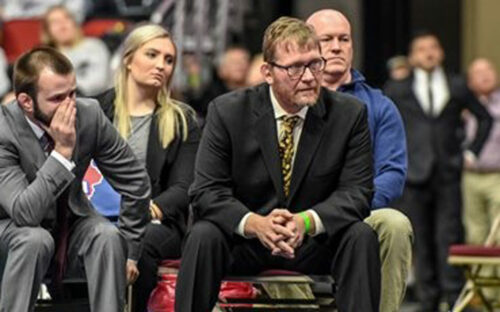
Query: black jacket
[
  {"left": 190, "top": 83, "right": 374, "bottom": 238},
  {"left": 96, "top": 89, "right": 201, "bottom": 234},
  {"left": 385, "top": 72, "right": 492, "bottom": 184}
]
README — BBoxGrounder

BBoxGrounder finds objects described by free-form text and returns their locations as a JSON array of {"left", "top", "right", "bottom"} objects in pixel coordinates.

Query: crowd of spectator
[{"left": 0, "top": 3, "right": 498, "bottom": 312}]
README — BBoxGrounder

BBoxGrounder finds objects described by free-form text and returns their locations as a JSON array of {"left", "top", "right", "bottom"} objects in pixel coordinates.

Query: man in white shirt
[{"left": 385, "top": 32, "right": 493, "bottom": 311}]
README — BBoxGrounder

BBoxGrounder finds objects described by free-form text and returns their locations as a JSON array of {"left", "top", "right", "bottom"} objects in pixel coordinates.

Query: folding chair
[{"left": 448, "top": 214, "right": 500, "bottom": 312}]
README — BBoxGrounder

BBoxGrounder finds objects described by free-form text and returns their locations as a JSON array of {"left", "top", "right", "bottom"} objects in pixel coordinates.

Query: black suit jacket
[
  {"left": 189, "top": 83, "right": 374, "bottom": 238},
  {"left": 97, "top": 90, "right": 201, "bottom": 234},
  {"left": 385, "top": 72, "right": 492, "bottom": 184}
]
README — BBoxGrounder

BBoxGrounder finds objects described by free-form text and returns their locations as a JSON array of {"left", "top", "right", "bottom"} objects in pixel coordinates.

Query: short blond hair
[{"left": 262, "top": 16, "right": 320, "bottom": 63}]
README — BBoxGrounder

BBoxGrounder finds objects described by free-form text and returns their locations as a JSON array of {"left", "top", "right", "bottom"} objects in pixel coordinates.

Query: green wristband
[{"left": 299, "top": 212, "right": 311, "bottom": 235}]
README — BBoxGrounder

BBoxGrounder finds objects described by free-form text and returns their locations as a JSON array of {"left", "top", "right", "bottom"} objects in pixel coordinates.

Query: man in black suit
[
  {"left": 175, "top": 17, "right": 380, "bottom": 312},
  {"left": 385, "top": 32, "right": 493, "bottom": 311}
]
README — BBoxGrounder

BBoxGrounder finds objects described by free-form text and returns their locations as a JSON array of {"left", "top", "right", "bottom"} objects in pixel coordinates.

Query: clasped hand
[{"left": 245, "top": 209, "right": 306, "bottom": 259}]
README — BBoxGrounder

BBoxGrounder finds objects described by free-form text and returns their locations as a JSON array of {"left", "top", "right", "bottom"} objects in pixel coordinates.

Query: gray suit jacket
[{"left": 0, "top": 98, "right": 151, "bottom": 260}]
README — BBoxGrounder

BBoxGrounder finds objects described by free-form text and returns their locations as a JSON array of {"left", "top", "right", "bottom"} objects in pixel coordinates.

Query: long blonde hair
[{"left": 115, "top": 24, "right": 189, "bottom": 148}]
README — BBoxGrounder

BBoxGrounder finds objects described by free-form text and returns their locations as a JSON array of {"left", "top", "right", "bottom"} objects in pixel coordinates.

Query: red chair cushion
[
  {"left": 449, "top": 244, "right": 500, "bottom": 257},
  {"left": 2, "top": 19, "right": 42, "bottom": 63},
  {"left": 159, "top": 259, "right": 181, "bottom": 269}
]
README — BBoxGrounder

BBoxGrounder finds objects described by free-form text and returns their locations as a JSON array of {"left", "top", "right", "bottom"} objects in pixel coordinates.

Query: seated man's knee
[
  {"left": 390, "top": 210, "right": 413, "bottom": 239},
  {"left": 94, "top": 222, "right": 123, "bottom": 247},
  {"left": 344, "top": 221, "right": 379, "bottom": 249},
  {"left": 141, "top": 223, "right": 181, "bottom": 258},
  {"left": 367, "top": 209, "right": 413, "bottom": 241},
  {"left": 15, "top": 227, "right": 55, "bottom": 258},
  {"left": 188, "top": 221, "right": 226, "bottom": 248}
]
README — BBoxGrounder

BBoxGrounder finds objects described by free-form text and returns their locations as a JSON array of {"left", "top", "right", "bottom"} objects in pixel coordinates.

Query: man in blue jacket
[{"left": 308, "top": 10, "right": 413, "bottom": 312}]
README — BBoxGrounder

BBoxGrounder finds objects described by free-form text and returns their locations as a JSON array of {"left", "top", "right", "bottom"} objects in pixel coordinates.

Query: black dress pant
[
  {"left": 174, "top": 220, "right": 381, "bottom": 312},
  {"left": 394, "top": 172, "right": 465, "bottom": 311},
  {"left": 133, "top": 222, "right": 182, "bottom": 312}
]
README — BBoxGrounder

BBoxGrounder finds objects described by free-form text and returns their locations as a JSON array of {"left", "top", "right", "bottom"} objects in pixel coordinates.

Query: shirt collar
[
  {"left": 486, "top": 88, "right": 500, "bottom": 104},
  {"left": 492, "top": 89, "right": 500, "bottom": 100},
  {"left": 25, "top": 116, "right": 45, "bottom": 140},
  {"left": 337, "top": 69, "right": 365, "bottom": 91},
  {"left": 414, "top": 66, "right": 445, "bottom": 82},
  {"left": 269, "top": 87, "right": 308, "bottom": 120},
  {"left": 348, "top": 69, "right": 365, "bottom": 84}
]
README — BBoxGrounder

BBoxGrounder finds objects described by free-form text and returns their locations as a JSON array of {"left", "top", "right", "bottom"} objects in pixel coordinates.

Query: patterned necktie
[
  {"left": 278, "top": 116, "right": 301, "bottom": 197},
  {"left": 40, "top": 133, "right": 54, "bottom": 155}
]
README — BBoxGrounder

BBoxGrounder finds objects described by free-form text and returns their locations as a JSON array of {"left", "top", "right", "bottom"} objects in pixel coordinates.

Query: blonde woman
[
  {"left": 42, "top": 5, "right": 110, "bottom": 96},
  {"left": 96, "top": 24, "right": 200, "bottom": 311}
]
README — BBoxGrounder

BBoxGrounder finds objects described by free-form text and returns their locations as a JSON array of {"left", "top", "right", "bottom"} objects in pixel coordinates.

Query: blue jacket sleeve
[{"left": 371, "top": 95, "right": 407, "bottom": 209}]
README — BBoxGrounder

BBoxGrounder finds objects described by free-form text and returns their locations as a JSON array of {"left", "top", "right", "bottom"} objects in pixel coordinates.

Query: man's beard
[
  {"left": 296, "top": 99, "right": 317, "bottom": 107},
  {"left": 294, "top": 87, "right": 320, "bottom": 107},
  {"left": 33, "top": 99, "right": 52, "bottom": 127}
]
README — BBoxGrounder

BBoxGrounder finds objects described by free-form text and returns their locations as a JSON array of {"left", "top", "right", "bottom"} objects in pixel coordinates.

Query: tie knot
[
  {"left": 427, "top": 71, "right": 433, "bottom": 82},
  {"left": 281, "top": 115, "right": 301, "bottom": 130}
]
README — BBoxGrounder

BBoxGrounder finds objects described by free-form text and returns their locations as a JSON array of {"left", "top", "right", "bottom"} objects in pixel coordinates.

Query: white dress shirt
[
  {"left": 236, "top": 87, "right": 325, "bottom": 237},
  {"left": 413, "top": 67, "right": 450, "bottom": 116},
  {"left": 25, "top": 117, "right": 76, "bottom": 172}
]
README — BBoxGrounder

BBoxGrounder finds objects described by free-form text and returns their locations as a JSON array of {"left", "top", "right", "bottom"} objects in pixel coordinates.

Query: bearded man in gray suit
[{"left": 0, "top": 46, "right": 151, "bottom": 311}]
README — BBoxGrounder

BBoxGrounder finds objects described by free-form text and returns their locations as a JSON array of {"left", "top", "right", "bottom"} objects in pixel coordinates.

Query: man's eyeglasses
[{"left": 269, "top": 57, "right": 326, "bottom": 80}]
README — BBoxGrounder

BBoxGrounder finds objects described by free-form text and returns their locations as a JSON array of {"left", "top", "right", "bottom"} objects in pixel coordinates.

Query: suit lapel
[
  {"left": 407, "top": 75, "right": 429, "bottom": 117},
  {"left": 145, "top": 110, "right": 167, "bottom": 180},
  {"left": 252, "top": 85, "right": 286, "bottom": 203},
  {"left": 5, "top": 102, "right": 46, "bottom": 173},
  {"left": 436, "top": 74, "right": 452, "bottom": 117},
  {"left": 287, "top": 90, "right": 327, "bottom": 204},
  {"left": 408, "top": 72, "right": 452, "bottom": 118}
]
